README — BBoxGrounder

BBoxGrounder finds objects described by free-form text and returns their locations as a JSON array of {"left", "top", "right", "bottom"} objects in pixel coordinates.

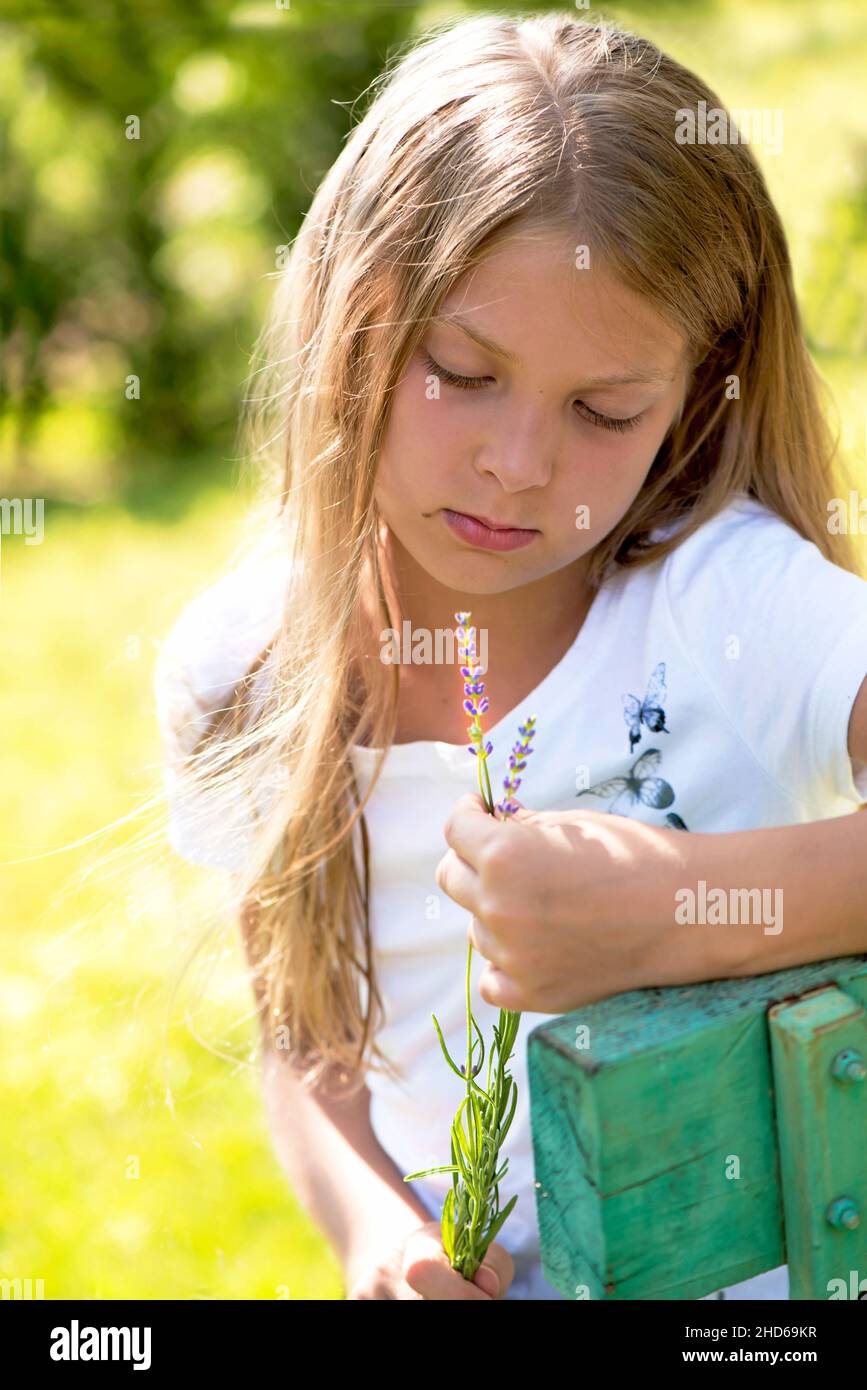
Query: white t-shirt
[{"left": 154, "top": 493, "right": 867, "bottom": 1301}]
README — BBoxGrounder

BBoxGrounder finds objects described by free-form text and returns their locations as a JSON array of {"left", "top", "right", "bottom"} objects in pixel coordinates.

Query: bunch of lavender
[{"left": 404, "top": 610, "right": 537, "bottom": 1282}]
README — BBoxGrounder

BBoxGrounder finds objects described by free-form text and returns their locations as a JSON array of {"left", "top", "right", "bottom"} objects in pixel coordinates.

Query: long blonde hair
[{"left": 175, "top": 11, "right": 863, "bottom": 1097}]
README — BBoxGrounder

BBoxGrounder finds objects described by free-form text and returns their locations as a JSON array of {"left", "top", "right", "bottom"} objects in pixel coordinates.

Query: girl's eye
[
  {"left": 421, "top": 349, "right": 643, "bottom": 433},
  {"left": 573, "top": 401, "right": 644, "bottom": 434},
  {"left": 421, "top": 349, "right": 489, "bottom": 391}
]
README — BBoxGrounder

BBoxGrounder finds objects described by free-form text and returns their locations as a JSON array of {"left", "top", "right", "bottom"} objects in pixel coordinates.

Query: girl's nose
[{"left": 473, "top": 415, "right": 555, "bottom": 491}]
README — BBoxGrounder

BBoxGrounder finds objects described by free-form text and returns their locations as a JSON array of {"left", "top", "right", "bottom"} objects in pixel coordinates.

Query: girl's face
[{"left": 374, "top": 229, "right": 692, "bottom": 596}]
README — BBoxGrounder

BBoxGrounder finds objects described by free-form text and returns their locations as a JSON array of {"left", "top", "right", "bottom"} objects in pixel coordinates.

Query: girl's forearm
[
  {"left": 645, "top": 810, "right": 867, "bottom": 987},
  {"left": 260, "top": 1053, "right": 432, "bottom": 1286}
]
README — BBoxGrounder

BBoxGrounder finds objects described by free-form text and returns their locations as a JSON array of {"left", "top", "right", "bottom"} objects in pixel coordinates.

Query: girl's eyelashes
[
  {"left": 575, "top": 401, "right": 643, "bottom": 434},
  {"left": 420, "top": 348, "right": 644, "bottom": 434},
  {"left": 421, "top": 348, "right": 490, "bottom": 392}
]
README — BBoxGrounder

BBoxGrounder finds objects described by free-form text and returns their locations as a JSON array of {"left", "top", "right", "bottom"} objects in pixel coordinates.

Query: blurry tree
[{"left": 1, "top": 0, "right": 421, "bottom": 496}]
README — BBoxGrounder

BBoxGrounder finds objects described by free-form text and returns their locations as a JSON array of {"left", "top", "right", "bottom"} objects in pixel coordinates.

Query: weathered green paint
[
  {"left": 769, "top": 985, "right": 867, "bottom": 1298},
  {"left": 527, "top": 955, "right": 867, "bottom": 1299}
]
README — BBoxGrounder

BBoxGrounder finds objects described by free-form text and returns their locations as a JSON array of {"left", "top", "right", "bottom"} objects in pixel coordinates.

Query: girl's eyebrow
[{"left": 432, "top": 312, "right": 676, "bottom": 387}]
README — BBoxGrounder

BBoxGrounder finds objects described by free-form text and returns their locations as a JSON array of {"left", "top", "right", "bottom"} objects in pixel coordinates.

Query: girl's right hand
[{"left": 345, "top": 1221, "right": 515, "bottom": 1300}]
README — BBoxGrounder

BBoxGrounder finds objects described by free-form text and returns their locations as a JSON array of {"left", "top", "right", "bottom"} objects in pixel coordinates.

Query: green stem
[{"left": 465, "top": 936, "right": 472, "bottom": 1103}]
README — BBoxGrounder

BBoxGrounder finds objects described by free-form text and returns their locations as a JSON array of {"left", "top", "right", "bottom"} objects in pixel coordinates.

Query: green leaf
[
  {"left": 469, "top": 1089, "right": 485, "bottom": 1158},
  {"left": 450, "top": 1120, "right": 474, "bottom": 1185},
  {"left": 454, "top": 1098, "right": 477, "bottom": 1164},
  {"left": 441, "top": 1188, "right": 455, "bottom": 1262},
  {"left": 469, "top": 1012, "right": 486, "bottom": 1077},
  {"left": 431, "top": 1013, "right": 467, "bottom": 1081},
  {"left": 495, "top": 1075, "right": 511, "bottom": 1126},
  {"left": 484, "top": 1193, "right": 519, "bottom": 1247},
  {"left": 404, "top": 1164, "right": 460, "bottom": 1181},
  {"left": 498, "top": 1076, "right": 519, "bottom": 1143}
]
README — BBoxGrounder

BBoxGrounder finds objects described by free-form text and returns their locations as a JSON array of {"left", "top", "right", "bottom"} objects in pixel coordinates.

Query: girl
[{"left": 154, "top": 13, "right": 867, "bottom": 1301}]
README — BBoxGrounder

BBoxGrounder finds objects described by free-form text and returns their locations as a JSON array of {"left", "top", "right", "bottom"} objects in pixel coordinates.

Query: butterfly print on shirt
[
  {"left": 623, "top": 660, "right": 669, "bottom": 753},
  {"left": 577, "top": 747, "right": 674, "bottom": 814},
  {"left": 576, "top": 749, "right": 691, "bottom": 831}
]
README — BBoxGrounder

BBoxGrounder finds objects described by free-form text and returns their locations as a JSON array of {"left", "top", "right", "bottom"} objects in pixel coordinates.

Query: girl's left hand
[{"left": 436, "top": 792, "right": 693, "bottom": 1014}]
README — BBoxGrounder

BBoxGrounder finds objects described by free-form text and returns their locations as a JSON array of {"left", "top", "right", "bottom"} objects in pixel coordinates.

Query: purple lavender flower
[
  {"left": 454, "top": 612, "right": 495, "bottom": 771},
  {"left": 496, "top": 716, "right": 537, "bottom": 817},
  {"left": 455, "top": 612, "right": 537, "bottom": 820}
]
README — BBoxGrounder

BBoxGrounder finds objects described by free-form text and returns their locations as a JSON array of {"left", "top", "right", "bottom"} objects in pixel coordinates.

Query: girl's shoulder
[
  {"left": 154, "top": 538, "right": 292, "bottom": 766},
  {"left": 658, "top": 488, "right": 867, "bottom": 616},
  {"left": 650, "top": 490, "right": 867, "bottom": 808}
]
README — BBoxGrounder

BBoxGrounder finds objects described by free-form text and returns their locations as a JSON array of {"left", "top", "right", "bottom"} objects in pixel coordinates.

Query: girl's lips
[{"left": 441, "top": 508, "right": 539, "bottom": 552}]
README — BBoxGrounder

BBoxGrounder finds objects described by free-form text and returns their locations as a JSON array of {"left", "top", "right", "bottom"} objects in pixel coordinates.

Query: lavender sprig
[
  {"left": 403, "top": 610, "right": 538, "bottom": 1284},
  {"left": 496, "top": 717, "right": 537, "bottom": 817},
  {"left": 456, "top": 612, "right": 495, "bottom": 812}
]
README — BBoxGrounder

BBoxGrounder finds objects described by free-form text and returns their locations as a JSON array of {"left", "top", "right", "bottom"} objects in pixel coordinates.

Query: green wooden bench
[{"left": 527, "top": 955, "right": 867, "bottom": 1300}]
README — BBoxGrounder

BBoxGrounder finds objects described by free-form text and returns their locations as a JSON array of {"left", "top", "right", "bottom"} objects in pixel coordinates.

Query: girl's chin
[{"left": 417, "top": 551, "right": 546, "bottom": 595}]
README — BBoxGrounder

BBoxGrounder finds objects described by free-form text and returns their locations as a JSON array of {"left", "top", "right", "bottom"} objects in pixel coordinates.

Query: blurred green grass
[
  {"left": 2, "top": 0, "right": 866, "bottom": 1301},
  {"left": 0, "top": 485, "right": 343, "bottom": 1299}
]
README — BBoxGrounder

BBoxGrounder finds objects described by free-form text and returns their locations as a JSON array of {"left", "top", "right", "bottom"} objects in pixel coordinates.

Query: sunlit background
[{"left": 2, "top": 0, "right": 866, "bottom": 1299}]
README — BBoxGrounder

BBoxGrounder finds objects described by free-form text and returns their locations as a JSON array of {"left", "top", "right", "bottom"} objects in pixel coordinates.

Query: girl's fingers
[
  {"left": 442, "top": 791, "right": 499, "bottom": 861},
  {"left": 437, "top": 852, "right": 514, "bottom": 969},
  {"left": 435, "top": 846, "right": 478, "bottom": 911},
  {"left": 473, "top": 1264, "right": 500, "bottom": 1297},
  {"left": 477, "top": 961, "right": 525, "bottom": 1011},
  {"left": 473, "top": 1242, "right": 516, "bottom": 1299},
  {"left": 467, "top": 916, "right": 512, "bottom": 971},
  {"left": 402, "top": 1227, "right": 491, "bottom": 1300}
]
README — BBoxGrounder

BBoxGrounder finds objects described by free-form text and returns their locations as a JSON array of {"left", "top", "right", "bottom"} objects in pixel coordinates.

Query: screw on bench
[
  {"left": 825, "top": 1197, "right": 860, "bottom": 1231},
  {"left": 830, "top": 1048, "right": 867, "bottom": 1084}
]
